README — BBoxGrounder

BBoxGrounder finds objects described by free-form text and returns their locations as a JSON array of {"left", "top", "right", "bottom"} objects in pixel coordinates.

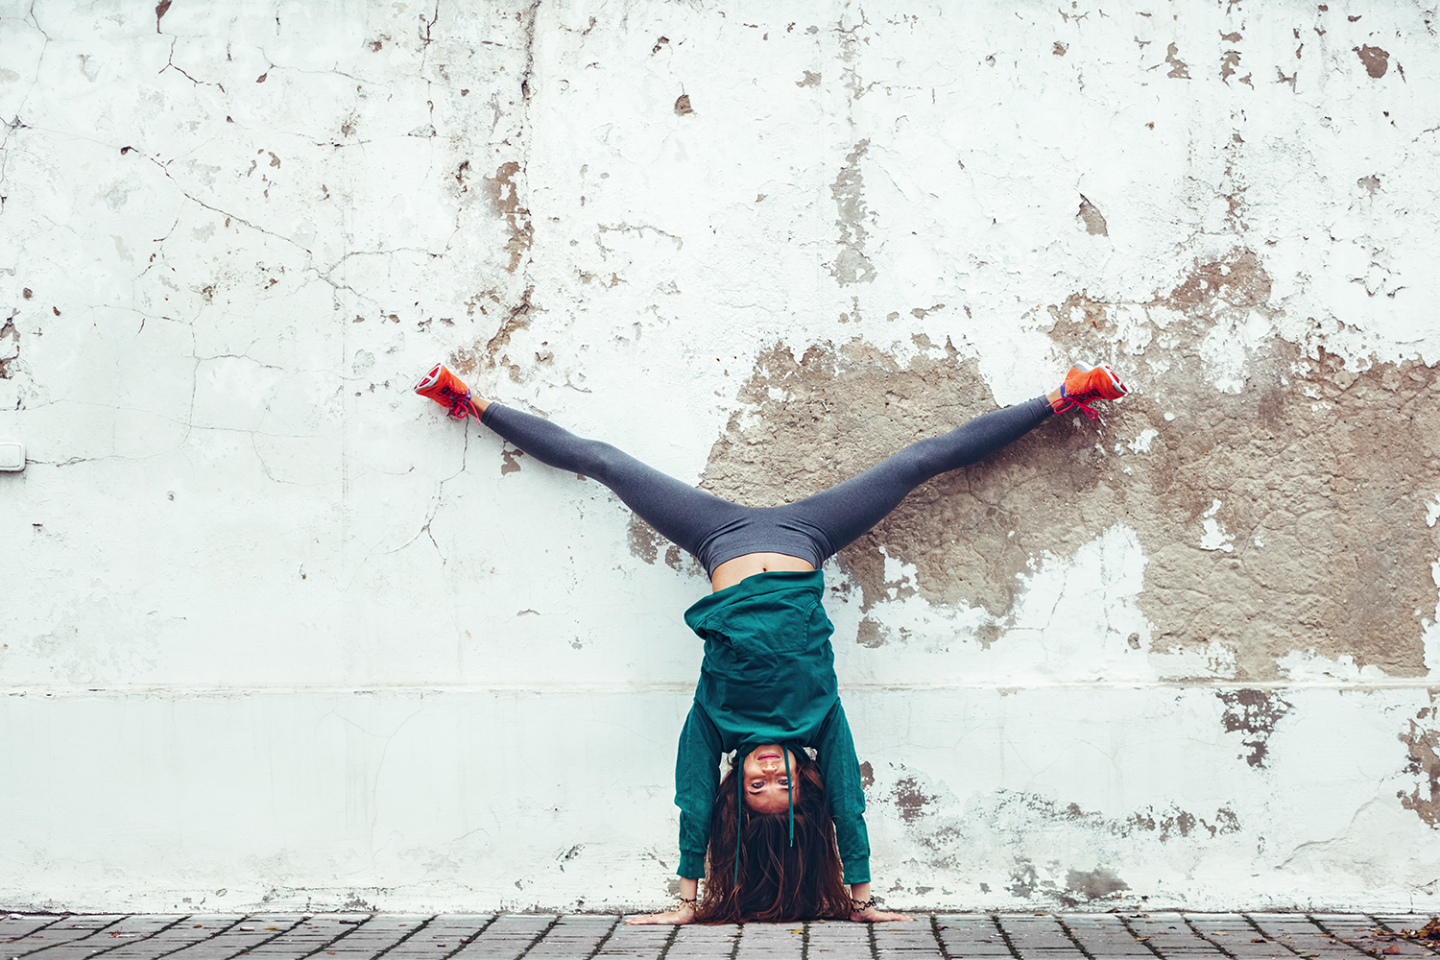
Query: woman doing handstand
[{"left": 415, "top": 360, "right": 1128, "bottom": 924}]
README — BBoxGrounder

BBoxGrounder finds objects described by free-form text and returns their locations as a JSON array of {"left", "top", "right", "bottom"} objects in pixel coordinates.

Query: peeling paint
[
  {"left": 1354, "top": 45, "right": 1389, "bottom": 78},
  {"left": 827, "top": 140, "right": 876, "bottom": 286},
  {"left": 1077, "top": 195, "right": 1108, "bottom": 237},
  {"left": 1217, "top": 689, "right": 1293, "bottom": 768},
  {"left": 483, "top": 161, "right": 533, "bottom": 274},
  {"left": 1398, "top": 699, "right": 1440, "bottom": 827}
]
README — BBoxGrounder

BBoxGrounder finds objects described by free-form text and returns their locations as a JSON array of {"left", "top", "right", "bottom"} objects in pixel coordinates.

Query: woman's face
[{"left": 741, "top": 744, "right": 799, "bottom": 814}]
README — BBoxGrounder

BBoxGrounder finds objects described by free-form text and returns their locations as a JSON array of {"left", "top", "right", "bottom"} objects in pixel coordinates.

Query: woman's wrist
[{"left": 849, "top": 882, "right": 874, "bottom": 912}]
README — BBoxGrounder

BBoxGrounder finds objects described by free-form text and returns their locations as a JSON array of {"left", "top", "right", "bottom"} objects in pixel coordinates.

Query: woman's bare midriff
[{"left": 710, "top": 552, "right": 815, "bottom": 592}]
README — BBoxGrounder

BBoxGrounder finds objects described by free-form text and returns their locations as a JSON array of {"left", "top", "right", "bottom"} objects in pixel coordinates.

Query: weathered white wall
[{"left": 2, "top": 0, "right": 1439, "bottom": 913}]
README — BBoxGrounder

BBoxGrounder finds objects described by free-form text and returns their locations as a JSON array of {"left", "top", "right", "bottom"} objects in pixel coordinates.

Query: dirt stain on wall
[{"left": 695, "top": 249, "right": 1440, "bottom": 679}]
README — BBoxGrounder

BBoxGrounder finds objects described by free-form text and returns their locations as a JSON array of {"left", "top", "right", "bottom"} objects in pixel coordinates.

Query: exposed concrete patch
[
  {"left": 1398, "top": 698, "right": 1440, "bottom": 828},
  {"left": 500, "top": 446, "right": 525, "bottom": 476},
  {"left": 1217, "top": 689, "right": 1293, "bottom": 768},
  {"left": 1161, "top": 42, "right": 1190, "bottom": 79},
  {"left": 827, "top": 140, "right": 876, "bottom": 286},
  {"left": 1048, "top": 253, "right": 1440, "bottom": 680},
  {"left": 1354, "top": 45, "right": 1389, "bottom": 78},
  {"left": 1077, "top": 195, "right": 1108, "bottom": 236}
]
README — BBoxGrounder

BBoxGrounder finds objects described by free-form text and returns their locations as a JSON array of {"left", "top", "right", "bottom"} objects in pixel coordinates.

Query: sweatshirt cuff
[
  {"left": 842, "top": 855, "right": 870, "bottom": 885},
  {"left": 678, "top": 851, "right": 707, "bottom": 879}
]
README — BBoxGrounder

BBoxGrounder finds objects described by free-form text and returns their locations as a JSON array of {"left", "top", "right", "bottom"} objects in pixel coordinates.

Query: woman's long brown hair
[{"left": 695, "top": 751, "right": 852, "bottom": 923}]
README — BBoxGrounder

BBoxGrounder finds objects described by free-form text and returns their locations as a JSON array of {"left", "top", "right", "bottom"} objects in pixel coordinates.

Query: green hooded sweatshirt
[{"left": 673, "top": 569, "right": 870, "bottom": 884}]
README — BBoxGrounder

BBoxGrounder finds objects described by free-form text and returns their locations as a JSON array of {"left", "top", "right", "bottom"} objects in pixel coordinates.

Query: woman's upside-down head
[{"left": 696, "top": 746, "right": 852, "bottom": 924}]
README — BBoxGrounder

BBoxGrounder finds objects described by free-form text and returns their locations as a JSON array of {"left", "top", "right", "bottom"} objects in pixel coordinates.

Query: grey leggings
[{"left": 480, "top": 397, "right": 1053, "bottom": 577}]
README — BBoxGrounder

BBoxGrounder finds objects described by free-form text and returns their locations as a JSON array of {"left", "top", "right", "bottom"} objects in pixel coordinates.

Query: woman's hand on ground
[
  {"left": 849, "top": 904, "right": 913, "bottom": 923},
  {"left": 847, "top": 882, "right": 910, "bottom": 923},
  {"left": 625, "top": 903, "right": 696, "bottom": 925}
]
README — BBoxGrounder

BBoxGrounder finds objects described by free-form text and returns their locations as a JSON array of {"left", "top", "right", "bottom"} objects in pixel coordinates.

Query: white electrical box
[{"left": 0, "top": 441, "right": 24, "bottom": 472}]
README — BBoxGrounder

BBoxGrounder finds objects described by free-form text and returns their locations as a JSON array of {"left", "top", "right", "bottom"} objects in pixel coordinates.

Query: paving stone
[
  {"left": 1, "top": 920, "right": 67, "bottom": 944},
  {"left": 932, "top": 918, "right": 1011, "bottom": 958},
  {"left": 9, "top": 914, "right": 1434, "bottom": 960}
]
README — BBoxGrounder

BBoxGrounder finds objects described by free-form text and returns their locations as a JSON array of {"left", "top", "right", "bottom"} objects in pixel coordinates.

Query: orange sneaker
[
  {"left": 415, "top": 363, "right": 481, "bottom": 420},
  {"left": 1051, "top": 362, "right": 1128, "bottom": 419}
]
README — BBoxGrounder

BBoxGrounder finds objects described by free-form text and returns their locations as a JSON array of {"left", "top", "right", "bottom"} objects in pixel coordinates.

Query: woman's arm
[
  {"left": 672, "top": 703, "right": 722, "bottom": 880},
  {"left": 814, "top": 702, "right": 871, "bottom": 884},
  {"left": 625, "top": 703, "right": 719, "bottom": 925},
  {"left": 816, "top": 704, "right": 911, "bottom": 922}
]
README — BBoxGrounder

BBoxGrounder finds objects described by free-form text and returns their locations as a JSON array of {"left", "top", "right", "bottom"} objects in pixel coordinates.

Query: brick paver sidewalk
[{"left": 3, "top": 913, "right": 1437, "bottom": 960}]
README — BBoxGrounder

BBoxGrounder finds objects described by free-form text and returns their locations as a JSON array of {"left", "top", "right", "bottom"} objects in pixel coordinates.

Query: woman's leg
[
  {"left": 775, "top": 397, "right": 1054, "bottom": 561},
  {"left": 480, "top": 404, "right": 749, "bottom": 561}
]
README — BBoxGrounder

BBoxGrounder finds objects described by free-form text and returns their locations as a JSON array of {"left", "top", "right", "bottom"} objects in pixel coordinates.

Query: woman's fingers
[
  {"left": 850, "top": 907, "right": 913, "bottom": 923},
  {"left": 625, "top": 908, "right": 695, "bottom": 926}
]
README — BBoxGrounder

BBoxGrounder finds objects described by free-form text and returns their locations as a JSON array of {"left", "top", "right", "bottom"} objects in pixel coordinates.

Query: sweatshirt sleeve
[
  {"left": 816, "top": 699, "right": 871, "bottom": 884},
  {"left": 674, "top": 702, "right": 723, "bottom": 879}
]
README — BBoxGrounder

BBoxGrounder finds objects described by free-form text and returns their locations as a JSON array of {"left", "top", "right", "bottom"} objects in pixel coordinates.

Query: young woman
[{"left": 416, "top": 361, "right": 1128, "bottom": 924}]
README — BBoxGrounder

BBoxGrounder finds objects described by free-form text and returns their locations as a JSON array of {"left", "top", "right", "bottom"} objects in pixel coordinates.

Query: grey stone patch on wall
[
  {"left": 1009, "top": 861, "right": 1040, "bottom": 899},
  {"left": 1216, "top": 689, "right": 1293, "bottom": 768},
  {"left": 1063, "top": 867, "right": 1129, "bottom": 903}
]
